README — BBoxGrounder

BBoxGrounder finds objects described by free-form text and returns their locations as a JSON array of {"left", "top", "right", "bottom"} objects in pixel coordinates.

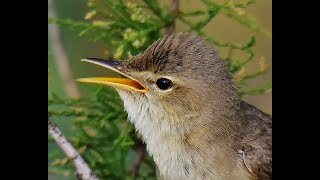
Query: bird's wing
[{"left": 240, "top": 101, "right": 272, "bottom": 180}]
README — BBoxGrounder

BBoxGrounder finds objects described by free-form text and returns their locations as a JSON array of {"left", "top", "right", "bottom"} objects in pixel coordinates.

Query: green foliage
[
  {"left": 49, "top": 88, "right": 156, "bottom": 179},
  {"left": 48, "top": 0, "right": 271, "bottom": 179}
]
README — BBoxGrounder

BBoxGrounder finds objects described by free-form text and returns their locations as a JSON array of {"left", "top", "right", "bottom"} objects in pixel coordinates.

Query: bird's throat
[{"left": 117, "top": 89, "right": 243, "bottom": 179}]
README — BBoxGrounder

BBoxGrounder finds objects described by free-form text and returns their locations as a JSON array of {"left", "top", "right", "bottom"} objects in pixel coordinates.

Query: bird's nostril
[{"left": 113, "top": 61, "right": 121, "bottom": 65}]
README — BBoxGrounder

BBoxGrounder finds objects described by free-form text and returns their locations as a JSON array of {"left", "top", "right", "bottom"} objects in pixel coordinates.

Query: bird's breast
[{"left": 117, "top": 90, "right": 253, "bottom": 180}]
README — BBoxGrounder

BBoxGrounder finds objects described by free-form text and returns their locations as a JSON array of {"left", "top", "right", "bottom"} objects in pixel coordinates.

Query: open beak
[{"left": 77, "top": 58, "right": 148, "bottom": 93}]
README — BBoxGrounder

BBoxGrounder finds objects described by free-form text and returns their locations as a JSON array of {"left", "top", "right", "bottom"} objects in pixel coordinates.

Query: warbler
[{"left": 78, "top": 33, "right": 272, "bottom": 180}]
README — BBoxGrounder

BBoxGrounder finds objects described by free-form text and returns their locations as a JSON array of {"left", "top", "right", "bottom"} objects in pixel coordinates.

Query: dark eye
[{"left": 156, "top": 78, "right": 173, "bottom": 90}]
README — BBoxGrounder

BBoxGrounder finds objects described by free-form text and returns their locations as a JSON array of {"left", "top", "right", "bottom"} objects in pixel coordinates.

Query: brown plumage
[{"left": 80, "top": 33, "right": 272, "bottom": 180}]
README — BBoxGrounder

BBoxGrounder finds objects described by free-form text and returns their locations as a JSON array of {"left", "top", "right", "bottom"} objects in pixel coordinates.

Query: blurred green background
[
  {"left": 48, "top": 0, "right": 271, "bottom": 179},
  {"left": 49, "top": 0, "right": 271, "bottom": 114}
]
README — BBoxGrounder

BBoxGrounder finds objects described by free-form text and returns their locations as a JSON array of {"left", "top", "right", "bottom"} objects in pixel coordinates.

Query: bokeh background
[
  {"left": 48, "top": 0, "right": 271, "bottom": 179},
  {"left": 49, "top": 0, "right": 271, "bottom": 114}
]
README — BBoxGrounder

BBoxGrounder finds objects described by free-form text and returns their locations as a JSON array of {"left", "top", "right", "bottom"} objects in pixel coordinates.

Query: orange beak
[{"left": 77, "top": 58, "right": 148, "bottom": 93}]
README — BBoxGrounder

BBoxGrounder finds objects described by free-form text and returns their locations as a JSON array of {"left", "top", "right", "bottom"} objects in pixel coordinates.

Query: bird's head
[{"left": 78, "top": 33, "right": 239, "bottom": 135}]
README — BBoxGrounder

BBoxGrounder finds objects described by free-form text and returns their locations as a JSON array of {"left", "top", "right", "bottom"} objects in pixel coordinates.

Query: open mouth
[{"left": 77, "top": 58, "right": 148, "bottom": 93}]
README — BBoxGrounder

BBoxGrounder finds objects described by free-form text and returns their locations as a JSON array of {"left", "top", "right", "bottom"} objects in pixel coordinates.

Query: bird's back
[{"left": 239, "top": 101, "right": 272, "bottom": 180}]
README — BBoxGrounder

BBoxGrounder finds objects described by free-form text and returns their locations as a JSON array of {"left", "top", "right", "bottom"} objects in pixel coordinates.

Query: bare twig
[
  {"left": 48, "top": 0, "right": 80, "bottom": 99},
  {"left": 131, "top": 145, "right": 146, "bottom": 178},
  {"left": 165, "top": 0, "right": 180, "bottom": 35},
  {"left": 48, "top": 119, "right": 99, "bottom": 180}
]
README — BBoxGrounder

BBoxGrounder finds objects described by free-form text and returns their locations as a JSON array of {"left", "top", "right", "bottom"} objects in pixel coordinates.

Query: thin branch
[
  {"left": 131, "top": 145, "right": 146, "bottom": 178},
  {"left": 48, "top": 0, "right": 80, "bottom": 99},
  {"left": 48, "top": 118, "right": 99, "bottom": 180},
  {"left": 165, "top": 0, "right": 179, "bottom": 35}
]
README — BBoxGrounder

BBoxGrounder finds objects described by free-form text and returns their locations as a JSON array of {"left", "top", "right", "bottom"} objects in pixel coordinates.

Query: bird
[{"left": 78, "top": 33, "right": 272, "bottom": 180}]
